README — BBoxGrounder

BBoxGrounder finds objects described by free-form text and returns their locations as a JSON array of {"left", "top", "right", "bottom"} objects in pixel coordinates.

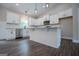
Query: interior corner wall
[
  {"left": 72, "top": 4, "right": 79, "bottom": 43},
  {"left": 78, "top": 8, "right": 79, "bottom": 43}
]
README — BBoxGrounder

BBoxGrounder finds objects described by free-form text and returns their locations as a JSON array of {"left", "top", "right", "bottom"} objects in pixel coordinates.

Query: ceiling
[
  {"left": 0, "top": 3, "right": 71, "bottom": 18},
  {"left": 0, "top": 3, "right": 58, "bottom": 18}
]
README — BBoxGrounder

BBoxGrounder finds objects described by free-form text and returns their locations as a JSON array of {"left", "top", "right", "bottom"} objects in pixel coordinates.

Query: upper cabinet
[
  {"left": 6, "top": 11, "right": 20, "bottom": 24},
  {"left": 50, "top": 8, "right": 72, "bottom": 24},
  {"left": 58, "top": 8, "right": 72, "bottom": 18},
  {"left": 50, "top": 15, "right": 59, "bottom": 24}
]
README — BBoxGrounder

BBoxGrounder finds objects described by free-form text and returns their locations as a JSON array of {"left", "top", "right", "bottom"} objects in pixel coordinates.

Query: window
[{"left": 20, "top": 16, "right": 28, "bottom": 29}]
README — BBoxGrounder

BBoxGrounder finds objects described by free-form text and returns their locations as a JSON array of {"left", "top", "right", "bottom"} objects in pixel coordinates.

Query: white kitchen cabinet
[
  {"left": 0, "top": 8, "right": 21, "bottom": 40},
  {"left": 6, "top": 11, "right": 20, "bottom": 24},
  {"left": 50, "top": 9, "right": 72, "bottom": 24},
  {"left": 6, "top": 11, "right": 21, "bottom": 29},
  {"left": 50, "top": 15, "right": 59, "bottom": 24},
  {"left": 21, "top": 29, "right": 29, "bottom": 37},
  {"left": 6, "top": 29, "right": 16, "bottom": 40}
]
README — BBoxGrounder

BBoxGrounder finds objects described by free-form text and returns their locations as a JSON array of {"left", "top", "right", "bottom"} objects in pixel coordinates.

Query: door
[{"left": 59, "top": 16, "right": 73, "bottom": 39}]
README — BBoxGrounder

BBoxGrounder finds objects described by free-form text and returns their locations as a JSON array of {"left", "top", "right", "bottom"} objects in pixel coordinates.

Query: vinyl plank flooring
[{"left": 0, "top": 39, "right": 79, "bottom": 56}]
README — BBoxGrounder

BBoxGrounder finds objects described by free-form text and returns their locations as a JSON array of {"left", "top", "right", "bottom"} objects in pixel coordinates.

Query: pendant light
[
  {"left": 34, "top": 3, "right": 38, "bottom": 14},
  {"left": 46, "top": 3, "right": 49, "bottom": 8}
]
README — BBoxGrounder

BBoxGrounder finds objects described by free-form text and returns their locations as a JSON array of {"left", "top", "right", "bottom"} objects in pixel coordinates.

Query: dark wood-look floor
[{"left": 0, "top": 38, "right": 79, "bottom": 56}]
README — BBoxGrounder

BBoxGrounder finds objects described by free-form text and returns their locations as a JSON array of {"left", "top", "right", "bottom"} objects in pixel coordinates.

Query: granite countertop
[{"left": 27, "top": 23, "right": 60, "bottom": 29}]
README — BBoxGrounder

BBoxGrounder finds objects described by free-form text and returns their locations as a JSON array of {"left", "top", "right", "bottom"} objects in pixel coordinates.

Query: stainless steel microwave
[{"left": 43, "top": 21, "right": 50, "bottom": 25}]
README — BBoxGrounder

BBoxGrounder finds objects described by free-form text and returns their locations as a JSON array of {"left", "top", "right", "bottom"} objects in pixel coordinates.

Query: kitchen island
[{"left": 28, "top": 24, "right": 61, "bottom": 48}]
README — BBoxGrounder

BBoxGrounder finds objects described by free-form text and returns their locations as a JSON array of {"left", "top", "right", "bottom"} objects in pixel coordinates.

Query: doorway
[{"left": 59, "top": 16, "right": 73, "bottom": 40}]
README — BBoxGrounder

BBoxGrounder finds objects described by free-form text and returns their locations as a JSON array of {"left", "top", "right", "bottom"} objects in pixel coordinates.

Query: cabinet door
[
  {"left": 50, "top": 15, "right": 59, "bottom": 24},
  {"left": 6, "top": 29, "right": 16, "bottom": 40},
  {"left": 7, "top": 11, "right": 20, "bottom": 24}
]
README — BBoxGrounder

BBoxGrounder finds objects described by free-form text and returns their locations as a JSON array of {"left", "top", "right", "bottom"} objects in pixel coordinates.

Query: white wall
[
  {"left": 0, "top": 22, "right": 7, "bottom": 40},
  {"left": 0, "top": 6, "right": 7, "bottom": 40},
  {"left": 72, "top": 4, "right": 79, "bottom": 43},
  {"left": 78, "top": 8, "right": 79, "bottom": 43}
]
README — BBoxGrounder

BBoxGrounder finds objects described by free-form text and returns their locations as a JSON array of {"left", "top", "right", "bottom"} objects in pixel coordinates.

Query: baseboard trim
[
  {"left": 16, "top": 36, "right": 30, "bottom": 39},
  {"left": 30, "top": 39, "right": 60, "bottom": 48},
  {"left": 22, "top": 36, "right": 30, "bottom": 39},
  {"left": 62, "top": 36, "right": 72, "bottom": 40}
]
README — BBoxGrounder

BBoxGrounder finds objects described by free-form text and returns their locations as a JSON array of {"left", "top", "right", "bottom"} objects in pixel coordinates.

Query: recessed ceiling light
[{"left": 16, "top": 3, "right": 19, "bottom": 6}]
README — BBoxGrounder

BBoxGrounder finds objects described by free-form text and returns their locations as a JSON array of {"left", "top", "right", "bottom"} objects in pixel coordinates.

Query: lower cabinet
[
  {"left": 21, "top": 29, "right": 29, "bottom": 37},
  {"left": 6, "top": 29, "right": 16, "bottom": 40},
  {"left": 0, "top": 28, "right": 29, "bottom": 40}
]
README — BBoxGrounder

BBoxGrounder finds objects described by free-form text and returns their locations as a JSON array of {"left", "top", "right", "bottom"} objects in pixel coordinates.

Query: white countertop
[{"left": 27, "top": 24, "right": 60, "bottom": 29}]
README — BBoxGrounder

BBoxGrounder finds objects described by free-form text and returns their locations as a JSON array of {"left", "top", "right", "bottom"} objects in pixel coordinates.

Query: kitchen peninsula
[{"left": 28, "top": 24, "right": 61, "bottom": 48}]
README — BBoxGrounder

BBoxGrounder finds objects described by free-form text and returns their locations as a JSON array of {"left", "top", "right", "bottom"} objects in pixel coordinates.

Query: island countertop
[{"left": 27, "top": 24, "right": 60, "bottom": 29}]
